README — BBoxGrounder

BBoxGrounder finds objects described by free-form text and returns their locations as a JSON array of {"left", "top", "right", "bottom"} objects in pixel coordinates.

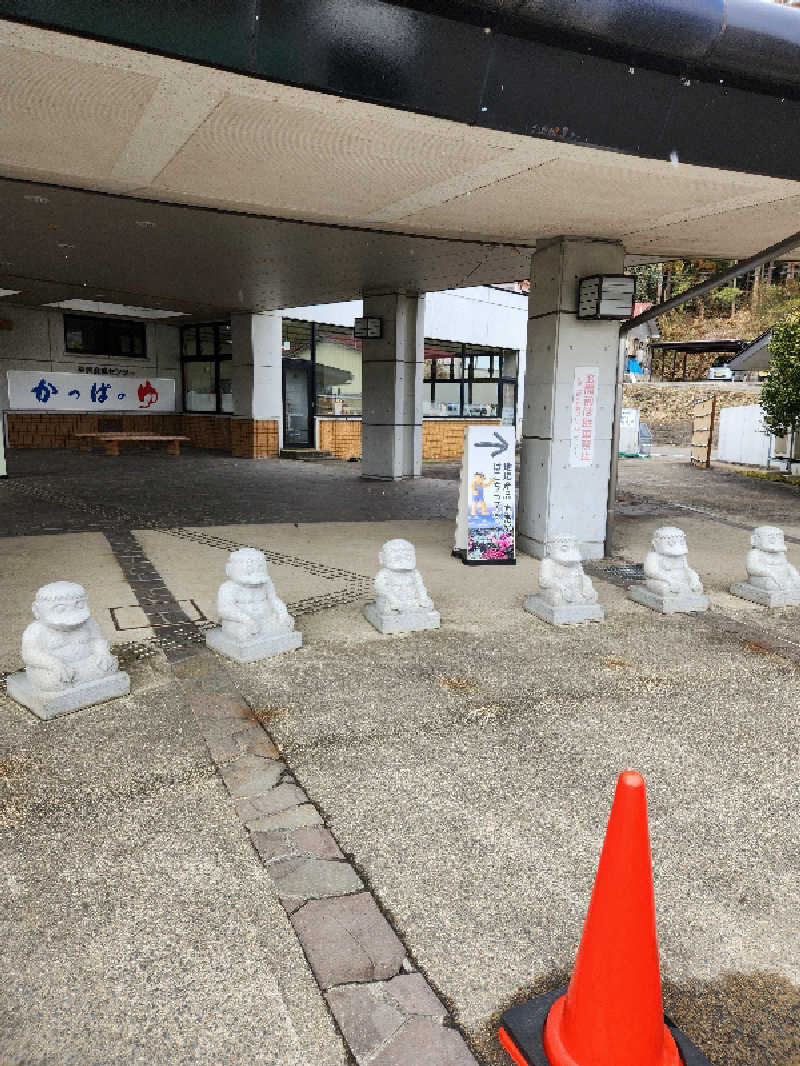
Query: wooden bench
[{"left": 73, "top": 432, "right": 190, "bottom": 456}]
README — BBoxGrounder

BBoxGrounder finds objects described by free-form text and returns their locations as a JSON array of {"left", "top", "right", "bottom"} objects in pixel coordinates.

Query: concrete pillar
[
  {"left": 230, "top": 311, "right": 283, "bottom": 457},
  {"left": 361, "top": 292, "right": 424, "bottom": 479},
  {"left": 518, "top": 237, "right": 624, "bottom": 559}
]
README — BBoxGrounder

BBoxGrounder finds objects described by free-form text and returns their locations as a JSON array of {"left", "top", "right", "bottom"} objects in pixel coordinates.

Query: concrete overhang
[{"left": 1, "top": 13, "right": 800, "bottom": 315}]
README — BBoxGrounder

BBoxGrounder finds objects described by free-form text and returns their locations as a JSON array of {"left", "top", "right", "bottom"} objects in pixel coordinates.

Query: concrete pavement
[{"left": 1, "top": 447, "right": 798, "bottom": 1066}]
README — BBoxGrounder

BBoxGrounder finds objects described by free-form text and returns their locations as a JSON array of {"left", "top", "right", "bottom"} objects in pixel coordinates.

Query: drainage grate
[
  {"left": 601, "top": 563, "right": 644, "bottom": 579},
  {"left": 587, "top": 562, "right": 645, "bottom": 587}
]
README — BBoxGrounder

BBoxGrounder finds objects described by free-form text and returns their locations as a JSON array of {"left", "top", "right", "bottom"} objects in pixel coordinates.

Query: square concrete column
[
  {"left": 361, "top": 292, "right": 424, "bottom": 480},
  {"left": 518, "top": 238, "right": 624, "bottom": 559},
  {"left": 231, "top": 311, "right": 283, "bottom": 457}
]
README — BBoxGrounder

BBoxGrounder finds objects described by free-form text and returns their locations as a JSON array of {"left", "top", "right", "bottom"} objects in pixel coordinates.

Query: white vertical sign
[{"left": 569, "top": 366, "right": 599, "bottom": 468}]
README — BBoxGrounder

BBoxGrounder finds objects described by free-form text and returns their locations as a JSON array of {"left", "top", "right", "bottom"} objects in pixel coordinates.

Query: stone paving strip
[
  {"left": 174, "top": 651, "right": 479, "bottom": 1066},
  {"left": 4, "top": 480, "right": 373, "bottom": 640}
]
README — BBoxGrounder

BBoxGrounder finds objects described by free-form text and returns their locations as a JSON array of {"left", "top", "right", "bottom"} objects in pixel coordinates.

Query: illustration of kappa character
[{"left": 470, "top": 472, "right": 495, "bottom": 516}]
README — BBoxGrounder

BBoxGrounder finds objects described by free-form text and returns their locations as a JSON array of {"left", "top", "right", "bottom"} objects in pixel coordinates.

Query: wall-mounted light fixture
[
  {"left": 354, "top": 316, "right": 382, "bottom": 339},
  {"left": 577, "top": 275, "right": 635, "bottom": 320}
]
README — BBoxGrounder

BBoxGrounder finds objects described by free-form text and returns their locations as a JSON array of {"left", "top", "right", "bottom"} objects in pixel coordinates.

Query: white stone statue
[
  {"left": 7, "top": 581, "right": 130, "bottom": 719},
  {"left": 363, "top": 538, "right": 440, "bottom": 634},
  {"left": 206, "top": 547, "right": 302, "bottom": 662},
  {"left": 731, "top": 525, "right": 800, "bottom": 607},
  {"left": 524, "top": 533, "right": 604, "bottom": 625},
  {"left": 628, "top": 525, "right": 709, "bottom": 613}
]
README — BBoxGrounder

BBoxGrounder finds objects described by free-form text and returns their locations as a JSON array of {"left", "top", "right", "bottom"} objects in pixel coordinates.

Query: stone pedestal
[
  {"left": 730, "top": 582, "right": 800, "bottom": 608},
  {"left": 524, "top": 595, "right": 604, "bottom": 625},
  {"left": 7, "top": 670, "right": 130, "bottom": 720},
  {"left": 363, "top": 602, "right": 440, "bottom": 634},
  {"left": 628, "top": 586, "right": 709, "bottom": 614},
  {"left": 206, "top": 626, "right": 302, "bottom": 662}
]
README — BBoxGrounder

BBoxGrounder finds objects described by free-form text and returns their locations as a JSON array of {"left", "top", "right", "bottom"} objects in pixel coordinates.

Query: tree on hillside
[{"left": 760, "top": 307, "right": 800, "bottom": 446}]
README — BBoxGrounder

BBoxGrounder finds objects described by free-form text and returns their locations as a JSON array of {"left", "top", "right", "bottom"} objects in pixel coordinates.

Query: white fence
[{"left": 717, "top": 404, "right": 771, "bottom": 466}]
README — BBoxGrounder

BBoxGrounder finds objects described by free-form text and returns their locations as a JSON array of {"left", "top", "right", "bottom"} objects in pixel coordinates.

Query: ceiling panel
[
  {"left": 153, "top": 91, "right": 513, "bottom": 220},
  {"left": 0, "top": 44, "right": 159, "bottom": 178},
  {"left": 0, "top": 178, "right": 535, "bottom": 317},
  {"left": 393, "top": 156, "right": 762, "bottom": 243}
]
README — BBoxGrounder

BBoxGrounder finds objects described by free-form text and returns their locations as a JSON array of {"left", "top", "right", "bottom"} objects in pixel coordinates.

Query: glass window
[
  {"left": 467, "top": 344, "right": 501, "bottom": 380},
  {"left": 424, "top": 381, "right": 461, "bottom": 417},
  {"left": 219, "top": 359, "right": 233, "bottom": 413},
  {"left": 180, "top": 322, "right": 232, "bottom": 414},
  {"left": 63, "top": 314, "right": 146, "bottom": 358},
  {"left": 465, "top": 380, "right": 499, "bottom": 417},
  {"left": 282, "top": 319, "right": 312, "bottom": 359},
  {"left": 183, "top": 360, "right": 217, "bottom": 412},
  {"left": 424, "top": 340, "right": 460, "bottom": 381},
  {"left": 422, "top": 339, "right": 511, "bottom": 417},
  {"left": 181, "top": 327, "right": 197, "bottom": 357},
  {"left": 198, "top": 325, "right": 215, "bottom": 356},
  {"left": 108, "top": 320, "right": 146, "bottom": 356},
  {"left": 315, "top": 325, "right": 362, "bottom": 416},
  {"left": 501, "top": 381, "right": 516, "bottom": 426},
  {"left": 501, "top": 350, "right": 517, "bottom": 377}
]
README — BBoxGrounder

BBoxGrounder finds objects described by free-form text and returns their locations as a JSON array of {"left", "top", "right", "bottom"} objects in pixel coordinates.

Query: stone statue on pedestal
[
  {"left": 731, "top": 525, "right": 800, "bottom": 607},
  {"left": 629, "top": 526, "right": 709, "bottom": 613},
  {"left": 364, "top": 538, "right": 440, "bottom": 634},
  {"left": 206, "top": 548, "right": 302, "bottom": 662},
  {"left": 524, "top": 533, "right": 604, "bottom": 625},
  {"left": 7, "top": 581, "right": 130, "bottom": 719}
]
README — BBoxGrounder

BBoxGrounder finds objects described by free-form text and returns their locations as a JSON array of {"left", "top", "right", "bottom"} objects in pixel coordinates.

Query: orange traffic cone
[
  {"left": 543, "top": 770, "right": 679, "bottom": 1066},
  {"left": 498, "top": 770, "right": 714, "bottom": 1066}
]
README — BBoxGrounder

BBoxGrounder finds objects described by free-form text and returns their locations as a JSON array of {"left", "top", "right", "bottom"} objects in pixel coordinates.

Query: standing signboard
[
  {"left": 7, "top": 371, "right": 176, "bottom": 412},
  {"left": 569, "top": 365, "right": 599, "bottom": 468},
  {"left": 453, "top": 424, "right": 515, "bottom": 564},
  {"left": 618, "top": 407, "right": 641, "bottom": 455}
]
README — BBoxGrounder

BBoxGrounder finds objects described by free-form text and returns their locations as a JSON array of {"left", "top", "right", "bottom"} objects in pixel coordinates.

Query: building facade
[{"left": 1, "top": 286, "right": 526, "bottom": 461}]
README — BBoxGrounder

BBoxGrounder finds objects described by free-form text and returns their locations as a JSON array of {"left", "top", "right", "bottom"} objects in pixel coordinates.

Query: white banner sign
[
  {"left": 569, "top": 365, "right": 599, "bottom": 468},
  {"left": 7, "top": 371, "right": 176, "bottom": 412},
  {"left": 455, "top": 424, "right": 515, "bottom": 563}
]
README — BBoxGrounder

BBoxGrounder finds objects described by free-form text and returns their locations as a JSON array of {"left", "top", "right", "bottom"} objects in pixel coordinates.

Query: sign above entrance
[
  {"left": 7, "top": 371, "right": 176, "bottom": 412},
  {"left": 454, "top": 425, "right": 516, "bottom": 564},
  {"left": 577, "top": 275, "right": 635, "bottom": 319},
  {"left": 354, "top": 317, "right": 382, "bottom": 339}
]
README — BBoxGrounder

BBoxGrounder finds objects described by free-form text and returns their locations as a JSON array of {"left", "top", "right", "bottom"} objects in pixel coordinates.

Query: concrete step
[{"left": 279, "top": 448, "right": 334, "bottom": 460}]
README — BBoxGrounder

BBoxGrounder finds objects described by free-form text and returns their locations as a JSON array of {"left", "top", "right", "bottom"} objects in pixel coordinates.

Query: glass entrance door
[{"left": 283, "top": 360, "right": 313, "bottom": 447}]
